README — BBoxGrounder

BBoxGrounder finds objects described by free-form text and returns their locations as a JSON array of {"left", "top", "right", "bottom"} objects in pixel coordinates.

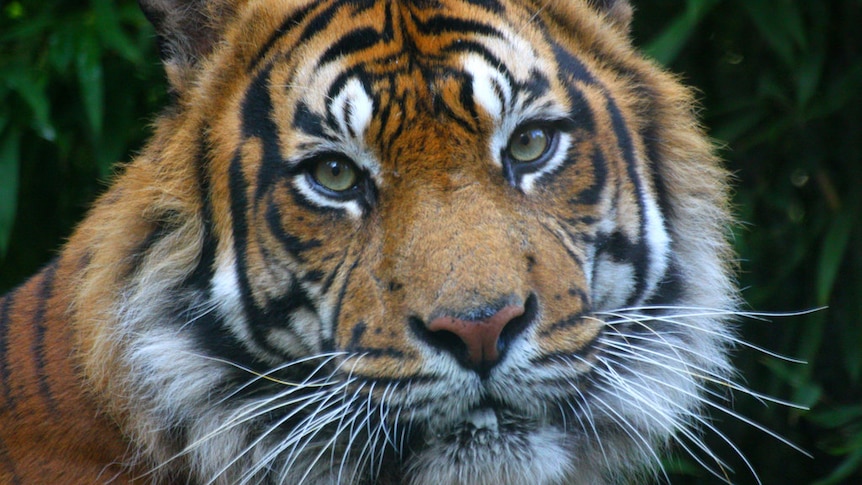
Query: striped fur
[{"left": 1, "top": 1, "right": 744, "bottom": 483}]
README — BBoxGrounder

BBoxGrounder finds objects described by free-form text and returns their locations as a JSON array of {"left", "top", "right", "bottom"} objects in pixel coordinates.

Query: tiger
[{"left": 0, "top": 0, "right": 744, "bottom": 483}]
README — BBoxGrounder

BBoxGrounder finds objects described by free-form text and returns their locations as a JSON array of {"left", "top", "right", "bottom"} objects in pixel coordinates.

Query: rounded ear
[
  {"left": 138, "top": 0, "right": 240, "bottom": 94},
  {"left": 586, "top": 0, "right": 634, "bottom": 32}
]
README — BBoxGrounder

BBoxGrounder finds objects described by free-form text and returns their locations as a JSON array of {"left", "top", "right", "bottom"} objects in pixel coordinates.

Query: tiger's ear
[
  {"left": 138, "top": 0, "right": 240, "bottom": 94},
  {"left": 587, "top": 0, "right": 634, "bottom": 32}
]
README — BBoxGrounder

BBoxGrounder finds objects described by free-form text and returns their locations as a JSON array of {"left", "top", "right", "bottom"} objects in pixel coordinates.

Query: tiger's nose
[{"left": 426, "top": 303, "right": 527, "bottom": 374}]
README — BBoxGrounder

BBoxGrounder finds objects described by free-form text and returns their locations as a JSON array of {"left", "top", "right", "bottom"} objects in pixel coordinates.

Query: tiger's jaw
[{"left": 406, "top": 406, "right": 573, "bottom": 485}]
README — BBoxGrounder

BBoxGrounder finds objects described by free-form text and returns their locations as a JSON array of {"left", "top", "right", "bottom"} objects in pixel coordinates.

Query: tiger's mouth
[
  {"left": 400, "top": 398, "right": 573, "bottom": 484},
  {"left": 426, "top": 399, "right": 543, "bottom": 450}
]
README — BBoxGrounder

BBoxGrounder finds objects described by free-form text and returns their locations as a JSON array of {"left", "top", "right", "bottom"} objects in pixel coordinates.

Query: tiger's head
[{"left": 82, "top": 0, "right": 737, "bottom": 483}]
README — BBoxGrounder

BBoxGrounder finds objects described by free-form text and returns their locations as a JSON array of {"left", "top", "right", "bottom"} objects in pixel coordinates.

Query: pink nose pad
[{"left": 427, "top": 304, "right": 525, "bottom": 368}]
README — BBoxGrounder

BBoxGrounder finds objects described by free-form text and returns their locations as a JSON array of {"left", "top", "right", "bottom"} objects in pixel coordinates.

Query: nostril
[
  {"left": 409, "top": 318, "right": 468, "bottom": 359},
  {"left": 498, "top": 293, "right": 538, "bottom": 352},
  {"left": 410, "top": 297, "right": 537, "bottom": 375}
]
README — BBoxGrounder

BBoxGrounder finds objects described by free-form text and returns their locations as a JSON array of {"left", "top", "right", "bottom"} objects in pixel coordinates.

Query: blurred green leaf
[
  {"left": 808, "top": 405, "right": 862, "bottom": 428},
  {"left": 47, "top": 26, "right": 78, "bottom": 73},
  {"left": 843, "top": 311, "right": 862, "bottom": 382},
  {"left": 3, "top": 64, "right": 56, "bottom": 141},
  {"left": 812, "top": 448, "right": 862, "bottom": 485},
  {"left": 739, "top": 0, "right": 806, "bottom": 66},
  {"left": 4, "top": 2, "right": 25, "bottom": 20},
  {"left": 644, "top": 0, "right": 722, "bottom": 65},
  {"left": 0, "top": 129, "right": 20, "bottom": 258},
  {"left": 91, "top": 0, "right": 144, "bottom": 64},
  {"left": 816, "top": 205, "right": 857, "bottom": 306},
  {"left": 76, "top": 31, "right": 105, "bottom": 140}
]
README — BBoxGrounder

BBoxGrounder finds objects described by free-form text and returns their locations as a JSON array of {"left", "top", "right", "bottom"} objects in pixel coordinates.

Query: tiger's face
[{"left": 118, "top": 1, "right": 735, "bottom": 483}]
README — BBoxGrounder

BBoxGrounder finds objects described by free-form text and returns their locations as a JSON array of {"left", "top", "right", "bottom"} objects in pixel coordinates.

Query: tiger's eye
[
  {"left": 313, "top": 159, "right": 358, "bottom": 192},
  {"left": 507, "top": 126, "right": 550, "bottom": 163}
]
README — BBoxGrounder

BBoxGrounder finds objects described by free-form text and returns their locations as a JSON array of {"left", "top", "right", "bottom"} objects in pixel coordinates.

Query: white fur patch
[
  {"left": 462, "top": 49, "right": 570, "bottom": 193},
  {"left": 637, "top": 166, "right": 671, "bottom": 304},
  {"left": 329, "top": 77, "right": 374, "bottom": 141},
  {"left": 464, "top": 53, "right": 511, "bottom": 122},
  {"left": 212, "top": 253, "right": 254, "bottom": 345}
]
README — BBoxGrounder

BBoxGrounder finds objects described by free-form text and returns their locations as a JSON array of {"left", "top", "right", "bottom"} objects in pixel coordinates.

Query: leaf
[
  {"left": 76, "top": 31, "right": 105, "bottom": 140},
  {"left": 740, "top": 0, "right": 807, "bottom": 66},
  {"left": 843, "top": 300, "right": 862, "bottom": 382},
  {"left": 812, "top": 447, "right": 862, "bottom": 485},
  {"left": 816, "top": 205, "right": 857, "bottom": 306},
  {"left": 91, "top": 0, "right": 144, "bottom": 64},
  {"left": 795, "top": 43, "right": 825, "bottom": 111},
  {"left": 644, "top": 0, "right": 722, "bottom": 66},
  {"left": 807, "top": 405, "right": 862, "bottom": 428},
  {"left": 0, "top": 129, "right": 20, "bottom": 258},
  {"left": 4, "top": 64, "right": 56, "bottom": 141}
]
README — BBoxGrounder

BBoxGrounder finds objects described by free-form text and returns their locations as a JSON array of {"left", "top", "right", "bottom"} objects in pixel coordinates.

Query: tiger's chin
[{"left": 405, "top": 407, "right": 573, "bottom": 485}]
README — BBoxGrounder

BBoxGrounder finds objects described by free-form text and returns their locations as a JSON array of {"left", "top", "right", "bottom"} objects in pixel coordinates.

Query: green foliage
[
  {"left": 0, "top": 1, "right": 860, "bottom": 484},
  {"left": 0, "top": 0, "right": 165, "bottom": 279},
  {"left": 636, "top": 0, "right": 862, "bottom": 483}
]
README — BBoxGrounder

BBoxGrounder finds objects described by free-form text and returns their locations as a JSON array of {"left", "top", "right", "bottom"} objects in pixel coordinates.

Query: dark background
[{"left": 1, "top": 1, "right": 860, "bottom": 483}]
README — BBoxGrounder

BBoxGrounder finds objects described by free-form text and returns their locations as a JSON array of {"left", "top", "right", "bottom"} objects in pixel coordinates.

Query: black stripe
[
  {"left": 462, "top": 0, "right": 504, "bottom": 13},
  {"left": 634, "top": 84, "right": 675, "bottom": 223},
  {"left": 293, "top": 102, "right": 331, "bottom": 141},
  {"left": 228, "top": 140, "right": 320, "bottom": 360},
  {"left": 228, "top": 148, "right": 294, "bottom": 359},
  {"left": 264, "top": 200, "right": 323, "bottom": 262},
  {"left": 429, "top": 71, "right": 479, "bottom": 133},
  {"left": 0, "top": 289, "right": 16, "bottom": 410},
  {"left": 538, "top": 310, "right": 589, "bottom": 337},
  {"left": 604, "top": 96, "right": 651, "bottom": 305},
  {"left": 249, "top": 3, "right": 316, "bottom": 72},
  {"left": 551, "top": 39, "right": 655, "bottom": 305},
  {"left": 539, "top": 220, "right": 585, "bottom": 269},
  {"left": 243, "top": 65, "right": 277, "bottom": 141},
  {"left": 569, "top": 148, "right": 607, "bottom": 206},
  {"left": 296, "top": 0, "right": 377, "bottom": 47},
  {"left": 458, "top": 70, "right": 479, "bottom": 122},
  {"left": 0, "top": 437, "right": 22, "bottom": 485},
  {"left": 413, "top": 15, "right": 502, "bottom": 38},
  {"left": 381, "top": 0, "right": 396, "bottom": 41},
  {"left": 32, "top": 261, "right": 59, "bottom": 412},
  {"left": 242, "top": 64, "right": 287, "bottom": 209},
  {"left": 550, "top": 41, "right": 599, "bottom": 87},
  {"left": 125, "top": 213, "right": 180, "bottom": 280},
  {"left": 347, "top": 321, "right": 407, "bottom": 358},
  {"left": 644, "top": 259, "right": 686, "bottom": 306},
  {"left": 332, "top": 256, "right": 362, "bottom": 344},
  {"left": 228, "top": 145, "right": 284, "bottom": 354},
  {"left": 320, "top": 249, "right": 348, "bottom": 296},
  {"left": 318, "top": 27, "right": 382, "bottom": 67},
  {"left": 185, "top": 135, "right": 218, "bottom": 292}
]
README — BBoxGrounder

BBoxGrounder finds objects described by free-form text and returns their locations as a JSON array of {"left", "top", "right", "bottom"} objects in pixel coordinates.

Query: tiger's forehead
[{"left": 251, "top": 0, "right": 571, "bottom": 157}]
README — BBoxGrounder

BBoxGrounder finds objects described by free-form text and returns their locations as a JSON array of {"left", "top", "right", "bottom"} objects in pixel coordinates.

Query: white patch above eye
[
  {"left": 464, "top": 53, "right": 512, "bottom": 122},
  {"left": 329, "top": 77, "right": 374, "bottom": 140}
]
